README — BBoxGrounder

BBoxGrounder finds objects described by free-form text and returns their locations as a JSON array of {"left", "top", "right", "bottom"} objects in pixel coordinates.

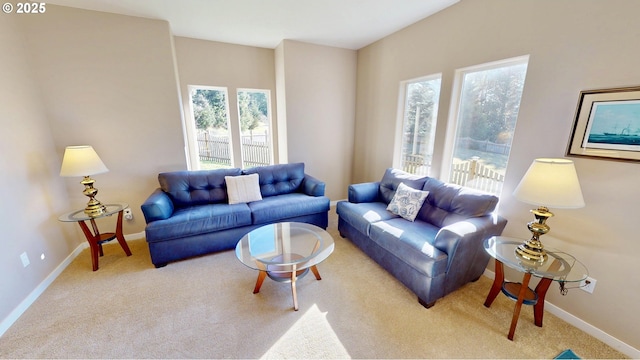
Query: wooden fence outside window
[
  {"left": 197, "top": 131, "right": 271, "bottom": 168},
  {"left": 402, "top": 136, "right": 508, "bottom": 195}
]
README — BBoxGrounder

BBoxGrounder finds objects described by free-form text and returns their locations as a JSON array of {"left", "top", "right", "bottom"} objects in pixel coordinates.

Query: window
[
  {"left": 186, "top": 86, "right": 274, "bottom": 170},
  {"left": 394, "top": 75, "right": 442, "bottom": 176},
  {"left": 188, "top": 86, "right": 233, "bottom": 170},
  {"left": 236, "top": 89, "right": 273, "bottom": 168},
  {"left": 445, "top": 56, "right": 529, "bottom": 195}
]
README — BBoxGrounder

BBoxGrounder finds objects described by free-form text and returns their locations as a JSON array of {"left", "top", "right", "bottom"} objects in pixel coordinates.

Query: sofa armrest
[
  {"left": 348, "top": 182, "right": 380, "bottom": 203},
  {"left": 140, "top": 188, "right": 174, "bottom": 223},
  {"left": 433, "top": 215, "right": 507, "bottom": 272},
  {"left": 302, "top": 174, "right": 326, "bottom": 196}
]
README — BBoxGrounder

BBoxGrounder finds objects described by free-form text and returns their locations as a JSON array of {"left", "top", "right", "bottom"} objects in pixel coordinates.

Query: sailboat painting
[{"left": 583, "top": 100, "right": 640, "bottom": 151}]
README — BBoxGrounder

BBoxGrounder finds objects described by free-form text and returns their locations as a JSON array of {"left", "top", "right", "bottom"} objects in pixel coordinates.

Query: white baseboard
[
  {"left": 0, "top": 232, "right": 146, "bottom": 338},
  {"left": 0, "top": 242, "right": 85, "bottom": 337},
  {"left": 125, "top": 231, "right": 145, "bottom": 240},
  {"left": 482, "top": 269, "right": 640, "bottom": 358}
]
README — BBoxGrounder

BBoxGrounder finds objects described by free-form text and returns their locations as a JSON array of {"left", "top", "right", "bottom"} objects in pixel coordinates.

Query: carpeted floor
[{"left": 0, "top": 210, "right": 627, "bottom": 359}]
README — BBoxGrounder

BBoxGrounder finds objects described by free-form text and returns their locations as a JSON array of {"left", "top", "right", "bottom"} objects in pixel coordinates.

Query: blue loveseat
[
  {"left": 141, "top": 163, "right": 330, "bottom": 268},
  {"left": 336, "top": 168, "right": 507, "bottom": 308}
]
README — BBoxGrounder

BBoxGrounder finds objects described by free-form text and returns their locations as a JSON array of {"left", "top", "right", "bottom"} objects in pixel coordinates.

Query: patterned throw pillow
[{"left": 386, "top": 182, "right": 429, "bottom": 221}]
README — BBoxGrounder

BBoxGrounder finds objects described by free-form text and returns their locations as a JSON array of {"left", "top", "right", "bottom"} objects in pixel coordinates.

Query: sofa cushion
[
  {"left": 379, "top": 168, "right": 427, "bottom": 204},
  {"left": 386, "top": 182, "right": 429, "bottom": 221},
  {"left": 336, "top": 200, "right": 398, "bottom": 236},
  {"left": 243, "top": 163, "right": 305, "bottom": 197},
  {"left": 418, "top": 177, "right": 499, "bottom": 227},
  {"left": 225, "top": 174, "right": 263, "bottom": 204},
  {"left": 369, "top": 218, "right": 448, "bottom": 278},
  {"left": 159, "top": 168, "right": 242, "bottom": 207},
  {"left": 145, "top": 203, "right": 252, "bottom": 242},
  {"left": 248, "top": 192, "right": 330, "bottom": 225}
]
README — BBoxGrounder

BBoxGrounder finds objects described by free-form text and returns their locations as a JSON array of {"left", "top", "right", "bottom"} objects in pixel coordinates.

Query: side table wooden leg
[
  {"left": 484, "top": 259, "right": 504, "bottom": 307},
  {"left": 532, "top": 259, "right": 560, "bottom": 327},
  {"left": 533, "top": 278, "right": 553, "bottom": 327},
  {"left": 114, "top": 210, "right": 132, "bottom": 256},
  {"left": 508, "top": 272, "right": 532, "bottom": 341},
  {"left": 78, "top": 221, "right": 100, "bottom": 271}
]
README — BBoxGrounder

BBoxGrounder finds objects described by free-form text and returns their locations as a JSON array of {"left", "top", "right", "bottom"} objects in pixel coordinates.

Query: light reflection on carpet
[{"left": 261, "top": 304, "right": 350, "bottom": 359}]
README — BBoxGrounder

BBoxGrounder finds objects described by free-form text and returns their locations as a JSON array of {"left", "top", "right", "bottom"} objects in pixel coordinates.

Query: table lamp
[
  {"left": 60, "top": 145, "right": 109, "bottom": 217},
  {"left": 512, "top": 158, "right": 584, "bottom": 263}
]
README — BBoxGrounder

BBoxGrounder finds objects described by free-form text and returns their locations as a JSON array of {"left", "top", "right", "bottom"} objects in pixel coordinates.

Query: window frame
[
  {"left": 442, "top": 55, "right": 530, "bottom": 192},
  {"left": 392, "top": 73, "right": 443, "bottom": 176},
  {"left": 185, "top": 85, "right": 234, "bottom": 170},
  {"left": 235, "top": 88, "right": 275, "bottom": 168}
]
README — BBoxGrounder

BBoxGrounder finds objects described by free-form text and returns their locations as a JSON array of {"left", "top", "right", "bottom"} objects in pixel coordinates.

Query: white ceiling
[{"left": 44, "top": 0, "right": 459, "bottom": 50}]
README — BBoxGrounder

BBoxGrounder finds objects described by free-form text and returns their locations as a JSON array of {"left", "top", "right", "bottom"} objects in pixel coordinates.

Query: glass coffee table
[{"left": 235, "top": 222, "right": 335, "bottom": 311}]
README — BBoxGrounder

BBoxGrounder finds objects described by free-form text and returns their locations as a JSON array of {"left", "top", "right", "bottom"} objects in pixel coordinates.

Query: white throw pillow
[
  {"left": 225, "top": 174, "right": 263, "bottom": 204},
  {"left": 386, "top": 182, "right": 429, "bottom": 221}
]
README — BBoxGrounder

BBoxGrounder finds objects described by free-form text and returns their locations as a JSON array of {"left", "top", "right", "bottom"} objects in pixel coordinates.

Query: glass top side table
[
  {"left": 59, "top": 203, "right": 132, "bottom": 271},
  {"left": 483, "top": 236, "right": 587, "bottom": 340}
]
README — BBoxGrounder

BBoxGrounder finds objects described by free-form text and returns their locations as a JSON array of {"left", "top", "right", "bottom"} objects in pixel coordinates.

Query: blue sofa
[
  {"left": 141, "top": 163, "right": 330, "bottom": 268},
  {"left": 336, "top": 168, "right": 507, "bottom": 308}
]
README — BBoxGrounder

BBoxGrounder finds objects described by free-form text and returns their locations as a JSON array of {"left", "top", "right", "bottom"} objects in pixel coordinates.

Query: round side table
[
  {"left": 59, "top": 203, "right": 132, "bottom": 271},
  {"left": 483, "top": 236, "right": 587, "bottom": 340}
]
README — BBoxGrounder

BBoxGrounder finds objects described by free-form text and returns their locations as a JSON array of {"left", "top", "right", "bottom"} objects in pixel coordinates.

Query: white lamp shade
[
  {"left": 60, "top": 145, "right": 109, "bottom": 177},
  {"left": 513, "top": 158, "right": 585, "bottom": 209}
]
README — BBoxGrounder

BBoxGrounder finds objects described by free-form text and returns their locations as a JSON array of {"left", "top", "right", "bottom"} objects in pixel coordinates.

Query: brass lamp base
[
  {"left": 84, "top": 200, "right": 107, "bottom": 217},
  {"left": 515, "top": 239, "right": 548, "bottom": 263},
  {"left": 81, "top": 175, "right": 106, "bottom": 217},
  {"left": 516, "top": 206, "right": 553, "bottom": 264}
]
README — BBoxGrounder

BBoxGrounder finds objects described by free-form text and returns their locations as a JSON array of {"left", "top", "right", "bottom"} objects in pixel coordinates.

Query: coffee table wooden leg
[
  {"left": 310, "top": 265, "right": 322, "bottom": 280},
  {"left": 253, "top": 270, "right": 267, "bottom": 294},
  {"left": 508, "top": 272, "right": 532, "bottom": 340},
  {"left": 291, "top": 264, "right": 299, "bottom": 311}
]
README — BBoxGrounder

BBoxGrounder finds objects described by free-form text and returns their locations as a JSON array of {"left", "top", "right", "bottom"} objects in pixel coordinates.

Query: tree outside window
[
  {"left": 397, "top": 76, "right": 441, "bottom": 176},
  {"left": 188, "top": 87, "right": 273, "bottom": 170},
  {"left": 449, "top": 57, "right": 528, "bottom": 195}
]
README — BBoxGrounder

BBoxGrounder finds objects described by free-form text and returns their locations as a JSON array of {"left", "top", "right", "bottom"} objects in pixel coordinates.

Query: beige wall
[
  {"left": 174, "top": 37, "right": 357, "bottom": 201},
  {"left": 1, "top": 4, "right": 185, "bottom": 330},
  {"left": 355, "top": 0, "right": 640, "bottom": 351},
  {"left": 0, "top": 15, "right": 76, "bottom": 331},
  {"left": 276, "top": 40, "right": 357, "bottom": 200},
  {"left": 19, "top": 5, "right": 186, "bottom": 235}
]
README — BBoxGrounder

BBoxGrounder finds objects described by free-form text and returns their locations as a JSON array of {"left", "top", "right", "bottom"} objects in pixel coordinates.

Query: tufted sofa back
[
  {"left": 243, "top": 162, "right": 305, "bottom": 197},
  {"left": 417, "top": 177, "right": 499, "bottom": 227},
  {"left": 158, "top": 168, "right": 242, "bottom": 207},
  {"left": 378, "top": 168, "right": 427, "bottom": 203}
]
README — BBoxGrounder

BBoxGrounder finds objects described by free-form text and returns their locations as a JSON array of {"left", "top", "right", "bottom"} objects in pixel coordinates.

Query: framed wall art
[{"left": 566, "top": 86, "right": 640, "bottom": 162}]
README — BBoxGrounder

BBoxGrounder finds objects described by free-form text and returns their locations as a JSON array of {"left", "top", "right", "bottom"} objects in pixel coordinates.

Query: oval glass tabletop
[
  {"left": 235, "top": 222, "right": 335, "bottom": 271},
  {"left": 58, "top": 203, "right": 128, "bottom": 222},
  {"left": 484, "top": 236, "right": 588, "bottom": 283}
]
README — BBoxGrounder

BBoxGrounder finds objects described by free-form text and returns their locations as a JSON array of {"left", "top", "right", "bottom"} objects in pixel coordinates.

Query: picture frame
[{"left": 566, "top": 86, "right": 640, "bottom": 162}]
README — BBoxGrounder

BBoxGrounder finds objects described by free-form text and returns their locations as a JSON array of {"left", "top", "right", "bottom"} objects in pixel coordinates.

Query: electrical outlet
[
  {"left": 123, "top": 208, "right": 133, "bottom": 220},
  {"left": 580, "top": 276, "right": 597, "bottom": 294},
  {"left": 20, "top": 252, "right": 30, "bottom": 267}
]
